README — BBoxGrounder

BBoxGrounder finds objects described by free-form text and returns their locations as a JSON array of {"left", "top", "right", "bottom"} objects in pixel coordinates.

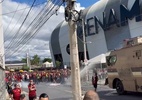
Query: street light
[
  {"left": 82, "top": 18, "right": 87, "bottom": 62},
  {"left": 82, "top": 18, "right": 92, "bottom": 82}
]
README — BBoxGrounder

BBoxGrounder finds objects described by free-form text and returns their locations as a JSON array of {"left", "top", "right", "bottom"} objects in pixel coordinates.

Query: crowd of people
[
  {"left": 7, "top": 80, "right": 49, "bottom": 100},
  {"left": 5, "top": 69, "right": 71, "bottom": 84},
  {"left": 7, "top": 80, "right": 100, "bottom": 100},
  {"left": 5, "top": 68, "right": 101, "bottom": 100},
  {"left": 5, "top": 69, "right": 71, "bottom": 100}
]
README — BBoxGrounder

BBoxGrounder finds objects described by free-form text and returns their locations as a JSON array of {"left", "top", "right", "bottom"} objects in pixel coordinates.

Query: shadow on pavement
[
  {"left": 124, "top": 92, "right": 142, "bottom": 97},
  {"left": 97, "top": 90, "right": 142, "bottom": 100}
]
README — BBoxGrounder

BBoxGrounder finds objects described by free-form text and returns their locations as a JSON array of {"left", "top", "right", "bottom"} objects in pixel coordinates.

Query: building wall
[
  {"left": 50, "top": 0, "right": 142, "bottom": 67},
  {"left": 59, "top": 21, "right": 70, "bottom": 66},
  {"left": 85, "top": 0, "right": 108, "bottom": 59},
  {"left": 49, "top": 22, "right": 63, "bottom": 67}
]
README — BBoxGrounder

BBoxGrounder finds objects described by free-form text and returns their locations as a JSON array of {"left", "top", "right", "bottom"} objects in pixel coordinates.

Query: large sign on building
[{"left": 87, "top": 0, "right": 141, "bottom": 35}]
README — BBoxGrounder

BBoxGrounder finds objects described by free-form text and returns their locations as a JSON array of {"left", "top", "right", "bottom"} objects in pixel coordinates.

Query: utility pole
[
  {"left": 82, "top": 18, "right": 88, "bottom": 81},
  {"left": 0, "top": 2, "right": 6, "bottom": 100},
  {"left": 26, "top": 52, "right": 31, "bottom": 70},
  {"left": 0, "top": 2, "right": 5, "bottom": 69},
  {"left": 26, "top": 53, "right": 29, "bottom": 67},
  {"left": 65, "top": 0, "right": 82, "bottom": 100}
]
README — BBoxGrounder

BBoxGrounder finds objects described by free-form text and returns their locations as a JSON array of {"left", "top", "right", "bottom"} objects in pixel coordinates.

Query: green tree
[
  {"left": 21, "top": 58, "right": 27, "bottom": 63},
  {"left": 55, "top": 61, "right": 61, "bottom": 68},
  {"left": 5, "top": 66, "right": 9, "bottom": 70},
  {"left": 43, "top": 58, "right": 52, "bottom": 63},
  {"left": 31, "top": 54, "right": 40, "bottom": 65},
  {"left": 22, "top": 65, "right": 30, "bottom": 71}
]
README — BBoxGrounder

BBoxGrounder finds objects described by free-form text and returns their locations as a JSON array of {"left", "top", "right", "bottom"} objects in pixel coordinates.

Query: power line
[
  {"left": 4, "top": 5, "right": 29, "bottom": 42},
  {"left": 6, "top": 2, "right": 63, "bottom": 58},
  {"left": 2, "top": 1, "right": 47, "bottom": 16},
  {"left": 3, "top": 0, "right": 64, "bottom": 58},
  {"left": 5, "top": 0, "right": 52, "bottom": 54},
  {"left": 4, "top": 4, "right": 20, "bottom": 40},
  {"left": 5, "top": 0, "right": 64, "bottom": 58},
  {"left": 0, "top": 3, "right": 29, "bottom": 53},
  {"left": 9, "top": 0, "right": 63, "bottom": 53},
  {"left": 5, "top": 0, "right": 37, "bottom": 53},
  {"left": 0, "top": 0, "right": 4, "bottom": 3}
]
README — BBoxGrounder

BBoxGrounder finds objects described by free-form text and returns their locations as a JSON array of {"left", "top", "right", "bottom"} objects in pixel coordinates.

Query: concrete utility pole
[
  {"left": 65, "top": 0, "right": 82, "bottom": 100},
  {"left": 0, "top": 2, "right": 6, "bottom": 100},
  {"left": 0, "top": 2, "right": 5, "bottom": 69}
]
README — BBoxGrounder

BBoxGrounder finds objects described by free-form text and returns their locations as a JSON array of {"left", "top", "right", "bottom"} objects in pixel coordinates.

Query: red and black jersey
[
  {"left": 92, "top": 76, "right": 98, "bottom": 85},
  {"left": 12, "top": 88, "right": 21, "bottom": 100},
  {"left": 28, "top": 84, "right": 36, "bottom": 97}
]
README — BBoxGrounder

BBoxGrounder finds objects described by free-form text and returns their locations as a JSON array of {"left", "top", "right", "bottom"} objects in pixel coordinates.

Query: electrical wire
[
  {"left": 0, "top": 3, "right": 31, "bottom": 52},
  {"left": 4, "top": 4, "right": 20, "bottom": 41},
  {"left": 8, "top": 0, "right": 62, "bottom": 53},
  {"left": 4, "top": 5, "right": 28, "bottom": 42},
  {"left": 4, "top": 1, "right": 47, "bottom": 43},
  {"left": 1, "top": 1, "right": 47, "bottom": 16},
  {"left": 5, "top": 0, "right": 52, "bottom": 53},
  {"left": 5, "top": 0, "right": 64, "bottom": 58},
  {"left": 7, "top": 2, "right": 63, "bottom": 58},
  {"left": 0, "top": 0, "right": 4, "bottom": 3},
  {"left": 5, "top": 0, "right": 37, "bottom": 53}
]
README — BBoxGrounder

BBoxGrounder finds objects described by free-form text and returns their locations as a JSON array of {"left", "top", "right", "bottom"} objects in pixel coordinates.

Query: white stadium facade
[{"left": 50, "top": 0, "right": 142, "bottom": 68}]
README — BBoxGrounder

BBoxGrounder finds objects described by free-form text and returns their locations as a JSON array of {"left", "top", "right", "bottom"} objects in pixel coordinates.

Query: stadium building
[{"left": 50, "top": 0, "right": 142, "bottom": 67}]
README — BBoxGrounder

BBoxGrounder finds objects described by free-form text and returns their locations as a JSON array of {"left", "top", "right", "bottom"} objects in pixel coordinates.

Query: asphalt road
[{"left": 22, "top": 82, "right": 142, "bottom": 100}]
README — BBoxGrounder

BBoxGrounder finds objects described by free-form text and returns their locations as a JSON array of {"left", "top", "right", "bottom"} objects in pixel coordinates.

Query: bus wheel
[{"left": 116, "top": 80, "right": 125, "bottom": 95}]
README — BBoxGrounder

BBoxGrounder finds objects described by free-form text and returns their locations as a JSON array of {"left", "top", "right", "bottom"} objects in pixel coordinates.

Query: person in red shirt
[
  {"left": 11, "top": 83, "right": 22, "bottom": 100},
  {"left": 28, "top": 80, "right": 36, "bottom": 100},
  {"left": 92, "top": 72, "right": 98, "bottom": 91}
]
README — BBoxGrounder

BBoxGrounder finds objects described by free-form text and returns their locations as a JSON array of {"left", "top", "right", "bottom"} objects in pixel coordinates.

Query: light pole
[
  {"left": 82, "top": 18, "right": 87, "bottom": 62},
  {"left": 26, "top": 48, "right": 31, "bottom": 70},
  {"left": 81, "top": 18, "right": 88, "bottom": 82},
  {"left": 81, "top": 18, "right": 93, "bottom": 81}
]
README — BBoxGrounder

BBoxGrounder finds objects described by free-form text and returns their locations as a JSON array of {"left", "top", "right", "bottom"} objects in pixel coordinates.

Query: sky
[
  {"left": 12, "top": 0, "right": 98, "bottom": 8},
  {"left": 1, "top": 0, "right": 98, "bottom": 61}
]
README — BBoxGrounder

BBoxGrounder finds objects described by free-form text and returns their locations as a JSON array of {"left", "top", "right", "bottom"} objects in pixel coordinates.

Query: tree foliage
[
  {"left": 21, "top": 54, "right": 41, "bottom": 66},
  {"left": 21, "top": 58, "right": 27, "bottom": 63},
  {"left": 31, "top": 54, "right": 40, "bottom": 65},
  {"left": 55, "top": 61, "right": 61, "bottom": 68},
  {"left": 43, "top": 58, "right": 52, "bottom": 63},
  {"left": 22, "top": 65, "right": 29, "bottom": 71}
]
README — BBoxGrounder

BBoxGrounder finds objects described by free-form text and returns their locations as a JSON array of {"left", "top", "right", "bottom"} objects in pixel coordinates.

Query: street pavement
[{"left": 20, "top": 81, "right": 142, "bottom": 100}]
